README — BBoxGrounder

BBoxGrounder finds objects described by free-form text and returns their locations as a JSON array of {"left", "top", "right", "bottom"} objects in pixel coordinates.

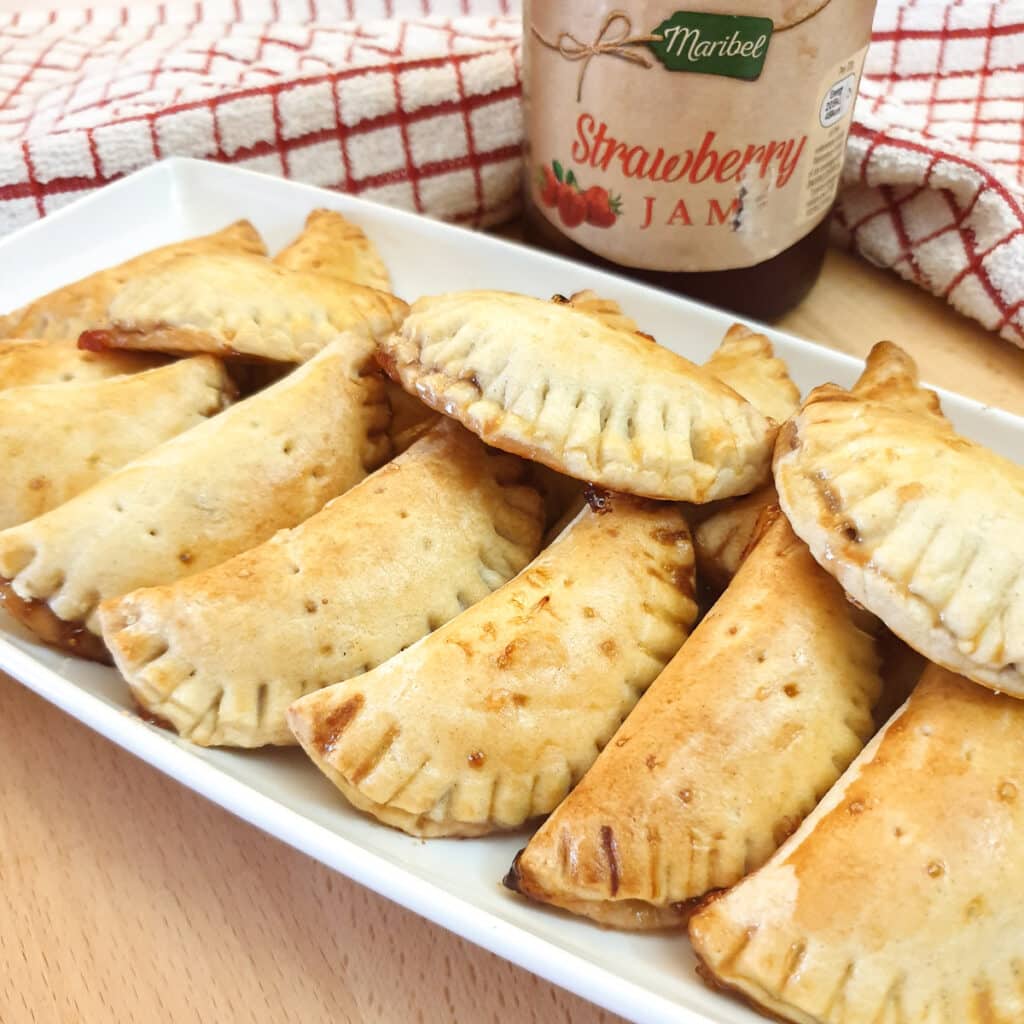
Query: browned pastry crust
[
  {"left": 273, "top": 208, "right": 391, "bottom": 290},
  {"left": 0, "top": 340, "right": 390, "bottom": 655},
  {"left": 289, "top": 493, "right": 699, "bottom": 836},
  {"left": 690, "top": 664, "right": 1024, "bottom": 1024},
  {"left": 505, "top": 511, "right": 881, "bottom": 928},
  {"left": 0, "top": 220, "right": 266, "bottom": 340},
  {"left": 774, "top": 340, "right": 1024, "bottom": 695},
  {"left": 79, "top": 252, "right": 408, "bottom": 364},
  {"left": 379, "top": 290, "right": 775, "bottom": 502},
  {"left": 0, "top": 338, "right": 166, "bottom": 389},
  {"left": 100, "top": 420, "right": 544, "bottom": 747}
]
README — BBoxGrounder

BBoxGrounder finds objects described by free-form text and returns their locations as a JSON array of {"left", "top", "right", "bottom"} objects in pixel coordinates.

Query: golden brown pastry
[
  {"left": 705, "top": 323, "right": 800, "bottom": 425},
  {"left": 774, "top": 341, "right": 1024, "bottom": 696},
  {"left": 558, "top": 290, "right": 640, "bottom": 334},
  {"left": 686, "top": 323, "right": 798, "bottom": 589},
  {"left": 273, "top": 208, "right": 390, "bottom": 291},
  {"left": 690, "top": 485, "right": 778, "bottom": 591},
  {"left": 0, "top": 340, "right": 390, "bottom": 658},
  {"left": 0, "top": 356, "right": 233, "bottom": 529},
  {"left": 505, "top": 511, "right": 881, "bottom": 929},
  {"left": 690, "top": 664, "right": 1024, "bottom": 1024},
  {"left": 0, "top": 338, "right": 165, "bottom": 389},
  {"left": 379, "top": 290, "right": 775, "bottom": 502},
  {"left": 99, "top": 420, "right": 544, "bottom": 748},
  {"left": 0, "top": 221, "right": 265, "bottom": 340},
  {"left": 288, "top": 493, "right": 698, "bottom": 836},
  {"left": 79, "top": 253, "right": 408, "bottom": 364},
  {"left": 383, "top": 380, "right": 437, "bottom": 454}
]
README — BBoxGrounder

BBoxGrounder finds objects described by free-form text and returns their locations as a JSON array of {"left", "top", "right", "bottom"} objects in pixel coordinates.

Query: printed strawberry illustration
[
  {"left": 557, "top": 185, "right": 586, "bottom": 228},
  {"left": 539, "top": 161, "right": 621, "bottom": 229},
  {"left": 539, "top": 165, "right": 559, "bottom": 208},
  {"left": 582, "top": 185, "right": 622, "bottom": 228}
]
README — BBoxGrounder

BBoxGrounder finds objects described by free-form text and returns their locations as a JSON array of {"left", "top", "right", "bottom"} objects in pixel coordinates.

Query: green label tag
[{"left": 648, "top": 11, "right": 773, "bottom": 80}]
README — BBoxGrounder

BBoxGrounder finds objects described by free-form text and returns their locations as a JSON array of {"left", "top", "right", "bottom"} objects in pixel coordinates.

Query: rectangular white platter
[{"left": 2, "top": 157, "right": 1022, "bottom": 1024}]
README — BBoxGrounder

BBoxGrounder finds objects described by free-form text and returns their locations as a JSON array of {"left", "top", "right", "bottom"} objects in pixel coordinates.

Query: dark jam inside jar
[{"left": 524, "top": 196, "right": 831, "bottom": 322}]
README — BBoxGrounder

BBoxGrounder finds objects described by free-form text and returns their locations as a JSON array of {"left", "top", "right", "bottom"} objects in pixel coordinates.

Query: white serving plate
[{"left": 2, "top": 158, "right": 1022, "bottom": 1024}]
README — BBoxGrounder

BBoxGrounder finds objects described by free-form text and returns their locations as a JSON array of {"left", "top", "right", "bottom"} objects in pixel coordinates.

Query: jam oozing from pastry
[
  {"left": 77, "top": 329, "right": 119, "bottom": 351},
  {"left": 310, "top": 693, "right": 364, "bottom": 755},
  {"left": 0, "top": 580, "right": 111, "bottom": 663}
]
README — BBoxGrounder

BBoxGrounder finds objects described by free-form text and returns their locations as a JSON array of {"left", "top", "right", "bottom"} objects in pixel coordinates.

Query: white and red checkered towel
[
  {"left": 1, "top": 1, "right": 1022, "bottom": 347},
  {"left": 0, "top": 1, "right": 523, "bottom": 232},
  {"left": 835, "top": 1, "right": 1024, "bottom": 348}
]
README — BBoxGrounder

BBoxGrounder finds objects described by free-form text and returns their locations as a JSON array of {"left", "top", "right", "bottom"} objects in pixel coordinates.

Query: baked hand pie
[
  {"left": 0, "top": 356, "right": 233, "bottom": 529},
  {"left": 79, "top": 252, "right": 409, "bottom": 363},
  {"left": 288, "top": 492, "right": 698, "bottom": 836},
  {"left": 0, "top": 340, "right": 390, "bottom": 660},
  {"left": 690, "top": 664, "right": 1024, "bottom": 1024},
  {"left": 691, "top": 485, "right": 778, "bottom": 591},
  {"left": 557, "top": 290, "right": 640, "bottom": 334},
  {"left": 686, "top": 325, "right": 798, "bottom": 589},
  {"left": 273, "top": 208, "right": 390, "bottom": 291},
  {"left": 99, "top": 419, "right": 544, "bottom": 748},
  {"left": 379, "top": 290, "right": 775, "bottom": 502},
  {"left": 505, "top": 510, "right": 881, "bottom": 929},
  {"left": 0, "top": 220, "right": 266, "bottom": 340},
  {"left": 0, "top": 338, "right": 166, "bottom": 389},
  {"left": 704, "top": 324, "right": 800, "bottom": 426},
  {"left": 774, "top": 341, "right": 1024, "bottom": 696}
]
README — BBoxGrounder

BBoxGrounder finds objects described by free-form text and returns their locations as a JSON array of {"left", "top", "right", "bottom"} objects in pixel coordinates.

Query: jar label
[
  {"left": 647, "top": 12, "right": 773, "bottom": 81},
  {"left": 524, "top": 1, "right": 873, "bottom": 272}
]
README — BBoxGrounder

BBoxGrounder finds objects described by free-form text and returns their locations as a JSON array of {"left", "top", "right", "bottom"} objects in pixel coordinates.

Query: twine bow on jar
[{"left": 531, "top": 11, "right": 663, "bottom": 102}]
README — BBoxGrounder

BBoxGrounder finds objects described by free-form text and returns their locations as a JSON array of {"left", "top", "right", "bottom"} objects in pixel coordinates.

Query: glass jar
[{"left": 522, "top": 1, "right": 877, "bottom": 321}]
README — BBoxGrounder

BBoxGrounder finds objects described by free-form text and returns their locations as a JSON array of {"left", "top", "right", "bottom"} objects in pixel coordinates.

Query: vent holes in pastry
[
  {"left": 926, "top": 861, "right": 945, "bottom": 879},
  {"left": 178, "top": 551, "right": 193, "bottom": 565},
  {"left": 282, "top": 441, "right": 294, "bottom": 455},
  {"left": 783, "top": 683, "right": 800, "bottom": 698},
  {"left": 147, "top": 528, "right": 159, "bottom": 538},
  {"left": 319, "top": 643, "right": 333, "bottom": 656},
  {"left": 311, "top": 465, "right": 325, "bottom": 479},
  {"left": 304, "top": 599, "right": 317, "bottom": 614}
]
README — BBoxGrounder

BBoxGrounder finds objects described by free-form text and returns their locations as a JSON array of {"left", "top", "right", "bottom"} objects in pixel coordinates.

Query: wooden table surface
[{"left": 2, "top": 244, "right": 1023, "bottom": 1024}]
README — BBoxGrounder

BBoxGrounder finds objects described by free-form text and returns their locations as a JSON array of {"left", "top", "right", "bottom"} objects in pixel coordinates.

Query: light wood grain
[
  {"left": 781, "top": 248, "right": 1024, "bottom": 416},
  {"left": 2, "top": 244, "right": 1022, "bottom": 1024},
  {"left": 0, "top": 680, "right": 624, "bottom": 1024}
]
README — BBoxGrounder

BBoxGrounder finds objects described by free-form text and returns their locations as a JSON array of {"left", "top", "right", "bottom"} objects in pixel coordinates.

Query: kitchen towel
[
  {"left": 1, "top": 0, "right": 1021, "bottom": 346},
  {"left": 0, "top": 1, "right": 523, "bottom": 233}
]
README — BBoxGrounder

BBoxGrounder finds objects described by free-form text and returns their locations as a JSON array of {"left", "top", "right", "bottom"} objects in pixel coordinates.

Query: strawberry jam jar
[{"left": 522, "top": 1, "right": 877, "bottom": 321}]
